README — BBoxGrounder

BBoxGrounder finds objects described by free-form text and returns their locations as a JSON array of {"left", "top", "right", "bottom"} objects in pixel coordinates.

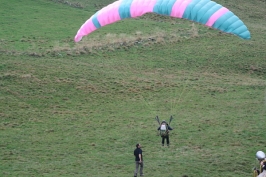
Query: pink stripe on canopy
[
  {"left": 130, "top": 0, "right": 157, "bottom": 17},
  {"left": 97, "top": 1, "right": 122, "bottom": 26},
  {"left": 205, "top": 7, "right": 229, "bottom": 27},
  {"left": 171, "top": 0, "right": 193, "bottom": 18}
]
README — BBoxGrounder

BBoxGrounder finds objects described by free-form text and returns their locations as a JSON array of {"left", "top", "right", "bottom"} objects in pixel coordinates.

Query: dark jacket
[{"left": 134, "top": 148, "right": 143, "bottom": 161}]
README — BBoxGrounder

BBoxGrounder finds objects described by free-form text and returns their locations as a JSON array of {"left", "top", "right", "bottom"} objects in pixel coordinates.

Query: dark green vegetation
[{"left": 1, "top": 0, "right": 265, "bottom": 176}]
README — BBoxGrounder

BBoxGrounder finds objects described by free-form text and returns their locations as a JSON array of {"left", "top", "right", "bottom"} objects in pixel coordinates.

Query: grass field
[{"left": 1, "top": 0, "right": 266, "bottom": 176}]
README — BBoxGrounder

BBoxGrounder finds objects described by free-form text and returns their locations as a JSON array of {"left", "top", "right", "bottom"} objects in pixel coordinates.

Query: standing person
[
  {"left": 134, "top": 143, "right": 144, "bottom": 177},
  {"left": 253, "top": 151, "right": 266, "bottom": 177},
  {"left": 158, "top": 120, "right": 173, "bottom": 146}
]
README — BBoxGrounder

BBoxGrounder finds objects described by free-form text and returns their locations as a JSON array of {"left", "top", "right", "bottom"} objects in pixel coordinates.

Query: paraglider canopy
[{"left": 74, "top": 0, "right": 251, "bottom": 42}]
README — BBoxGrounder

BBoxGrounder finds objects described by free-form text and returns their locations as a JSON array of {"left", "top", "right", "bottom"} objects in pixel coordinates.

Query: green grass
[{"left": 1, "top": 0, "right": 266, "bottom": 176}]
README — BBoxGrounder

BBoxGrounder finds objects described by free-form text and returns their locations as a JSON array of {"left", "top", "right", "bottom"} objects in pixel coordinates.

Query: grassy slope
[{"left": 0, "top": 0, "right": 266, "bottom": 176}]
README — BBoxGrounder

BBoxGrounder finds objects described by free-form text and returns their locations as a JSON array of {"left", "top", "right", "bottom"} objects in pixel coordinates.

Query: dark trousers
[
  {"left": 134, "top": 161, "right": 143, "bottom": 176},
  {"left": 161, "top": 135, "right": 169, "bottom": 145}
]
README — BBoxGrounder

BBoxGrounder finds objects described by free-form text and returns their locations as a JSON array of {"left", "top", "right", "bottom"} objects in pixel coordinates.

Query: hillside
[{"left": 1, "top": 0, "right": 266, "bottom": 176}]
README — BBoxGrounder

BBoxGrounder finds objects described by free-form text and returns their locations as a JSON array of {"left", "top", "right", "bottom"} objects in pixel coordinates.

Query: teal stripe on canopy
[
  {"left": 232, "top": 25, "right": 249, "bottom": 37},
  {"left": 119, "top": 0, "right": 134, "bottom": 19},
  {"left": 223, "top": 16, "right": 240, "bottom": 33},
  {"left": 92, "top": 12, "right": 101, "bottom": 28},
  {"left": 183, "top": 0, "right": 210, "bottom": 20},
  {"left": 196, "top": 2, "right": 222, "bottom": 24},
  {"left": 213, "top": 11, "right": 235, "bottom": 31},
  {"left": 153, "top": 0, "right": 176, "bottom": 15},
  {"left": 212, "top": 11, "right": 250, "bottom": 39}
]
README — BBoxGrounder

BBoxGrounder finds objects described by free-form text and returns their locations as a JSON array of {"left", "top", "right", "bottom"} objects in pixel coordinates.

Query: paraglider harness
[
  {"left": 155, "top": 116, "right": 173, "bottom": 137},
  {"left": 253, "top": 159, "right": 266, "bottom": 177},
  {"left": 159, "top": 122, "right": 169, "bottom": 137}
]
